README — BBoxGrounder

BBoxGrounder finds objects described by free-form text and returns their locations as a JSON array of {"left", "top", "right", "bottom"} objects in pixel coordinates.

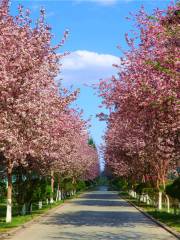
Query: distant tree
[{"left": 88, "top": 138, "right": 96, "bottom": 149}]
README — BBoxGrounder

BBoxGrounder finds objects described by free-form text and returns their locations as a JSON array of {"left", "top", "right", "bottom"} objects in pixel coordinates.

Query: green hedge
[{"left": 166, "top": 177, "right": 180, "bottom": 200}]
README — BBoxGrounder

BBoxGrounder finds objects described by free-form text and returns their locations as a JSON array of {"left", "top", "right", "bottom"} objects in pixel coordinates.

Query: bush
[
  {"left": 109, "top": 177, "right": 129, "bottom": 191},
  {"left": 61, "top": 179, "right": 74, "bottom": 193},
  {"left": 0, "top": 180, "right": 6, "bottom": 202},
  {"left": 166, "top": 177, "right": 180, "bottom": 200},
  {"left": 135, "top": 182, "right": 154, "bottom": 195},
  {"left": 76, "top": 180, "right": 86, "bottom": 192}
]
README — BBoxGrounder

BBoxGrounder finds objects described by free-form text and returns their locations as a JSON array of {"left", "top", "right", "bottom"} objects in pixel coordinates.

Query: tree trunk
[
  {"left": 50, "top": 170, "right": 54, "bottom": 204},
  {"left": 72, "top": 177, "right": 76, "bottom": 195},
  {"left": 56, "top": 174, "right": 61, "bottom": 201},
  {"left": 21, "top": 203, "right": 26, "bottom": 215},
  {"left": 38, "top": 201, "right": 42, "bottom": 209},
  {"left": 158, "top": 191, "right": 162, "bottom": 210},
  {"left": 56, "top": 189, "right": 59, "bottom": 202},
  {"left": 30, "top": 203, "right": 32, "bottom": 213},
  {"left": 162, "top": 177, "right": 166, "bottom": 191},
  {"left": 165, "top": 194, "right": 170, "bottom": 213},
  {"left": 6, "top": 160, "right": 13, "bottom": 223}
]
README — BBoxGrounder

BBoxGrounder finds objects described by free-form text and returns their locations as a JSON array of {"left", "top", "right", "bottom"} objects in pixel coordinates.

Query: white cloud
[
  {"left": 75, "top": 0, "right": 169, "bottom": 5},
  {"left": 76, "top": 0, "right": 118, "bottom": 5},
  {"left": 45, "top": 11, "right": 55, "bottom": 18},
  {"left": 61, "top": 50, "right": 119, "bottom": 86}
]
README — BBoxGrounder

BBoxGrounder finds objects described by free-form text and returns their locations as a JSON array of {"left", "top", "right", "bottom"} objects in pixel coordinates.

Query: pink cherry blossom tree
[
  {"left": 99, "top": 3, "right": 179, "bottom": 196},
  {"left": 0, "top": 0, "right": 70, "bottom": 222}
]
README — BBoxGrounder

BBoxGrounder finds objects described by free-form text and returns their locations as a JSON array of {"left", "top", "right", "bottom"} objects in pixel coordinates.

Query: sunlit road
[{"left": 8, "top": 187, "right": 177, "bottom": 240}]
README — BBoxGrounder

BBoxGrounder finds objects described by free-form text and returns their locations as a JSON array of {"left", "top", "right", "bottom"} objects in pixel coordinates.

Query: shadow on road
[
  {"left": 72, "top": 191, "right": 133, "bottom": 208},
  {"left": 40, "top": 190, "right": 175, "bottom": 240},
  {"left": 44, "top": 210, "right": 155, "bottom": 228},
  {"left": 73, "top": 199, "right": 127, "bottom": 207},
  {"left": 49, "top": 231, "right": 172, "bottom": 240},
  {"left": 78, "top": 192, "right": 119, "bottom": 200}
]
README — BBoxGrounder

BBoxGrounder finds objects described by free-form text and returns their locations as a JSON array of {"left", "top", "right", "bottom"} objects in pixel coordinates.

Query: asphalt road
[{"left": 8, "top": 187, "right": 177, "bottom": 240}]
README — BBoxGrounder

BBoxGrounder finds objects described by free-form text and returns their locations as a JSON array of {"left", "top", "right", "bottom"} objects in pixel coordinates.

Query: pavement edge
[{"left": 120, "top": 194, "right": 180, "bottom": 240}]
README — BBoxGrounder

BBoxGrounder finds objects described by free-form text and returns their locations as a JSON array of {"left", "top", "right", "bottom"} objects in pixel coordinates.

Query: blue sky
[{"left": 11, "top": 0, "right": 172, "bottom": 167}]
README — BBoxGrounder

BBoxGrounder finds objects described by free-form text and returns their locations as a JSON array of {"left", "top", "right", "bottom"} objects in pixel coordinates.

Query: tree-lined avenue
[{"left": 8, "top": 188, "right": 177, "bottom": 240}]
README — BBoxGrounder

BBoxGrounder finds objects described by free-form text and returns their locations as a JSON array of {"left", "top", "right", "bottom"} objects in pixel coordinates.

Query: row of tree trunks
[{"left": 5, "top": 166, "right": 77, "bottom": 223}]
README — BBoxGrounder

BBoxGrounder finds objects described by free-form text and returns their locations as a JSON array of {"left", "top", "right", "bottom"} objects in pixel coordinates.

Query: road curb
[{"left": 120, "top": 194, "right": 180, "bottom": 240}]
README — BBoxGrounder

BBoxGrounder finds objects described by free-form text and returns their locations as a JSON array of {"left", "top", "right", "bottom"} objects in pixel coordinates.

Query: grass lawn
[
  {"left": 148, "top": 210, "right": 180, "bottom": 232},
  {"left": 120, "top": 191, "right": 180, "bottom": 233},
  {"left": 0, "top": 189, "right": 85, "bottom": 233},
  {"left": 0, "top": 200, "right": 64, "bottom": 233}
]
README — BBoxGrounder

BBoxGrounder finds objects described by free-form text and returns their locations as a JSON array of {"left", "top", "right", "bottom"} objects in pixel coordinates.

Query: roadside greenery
[
  {"left": 0, "top": 200, "right": 63, "bottom": 233},
  {"left": 166, "top": 178, "right": 180, "bottom": 201},
  {"left": 119, "top": 191, "right": 180, "bottom": 233},
  {"left": 108, "top": 176, "right": 180, "bottom": 233},
  {"left": 0, "top": 178, "right": 97, "bottom": 233}
]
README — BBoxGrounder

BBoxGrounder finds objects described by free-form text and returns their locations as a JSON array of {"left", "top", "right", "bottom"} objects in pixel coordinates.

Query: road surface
[{"left": 8, "top": 187, "right": 177, "bottom": 240}]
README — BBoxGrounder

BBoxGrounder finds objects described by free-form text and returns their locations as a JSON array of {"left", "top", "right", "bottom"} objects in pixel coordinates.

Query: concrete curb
[{"left": 120, "top": 194, "right": 180, "bottom": 240}]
